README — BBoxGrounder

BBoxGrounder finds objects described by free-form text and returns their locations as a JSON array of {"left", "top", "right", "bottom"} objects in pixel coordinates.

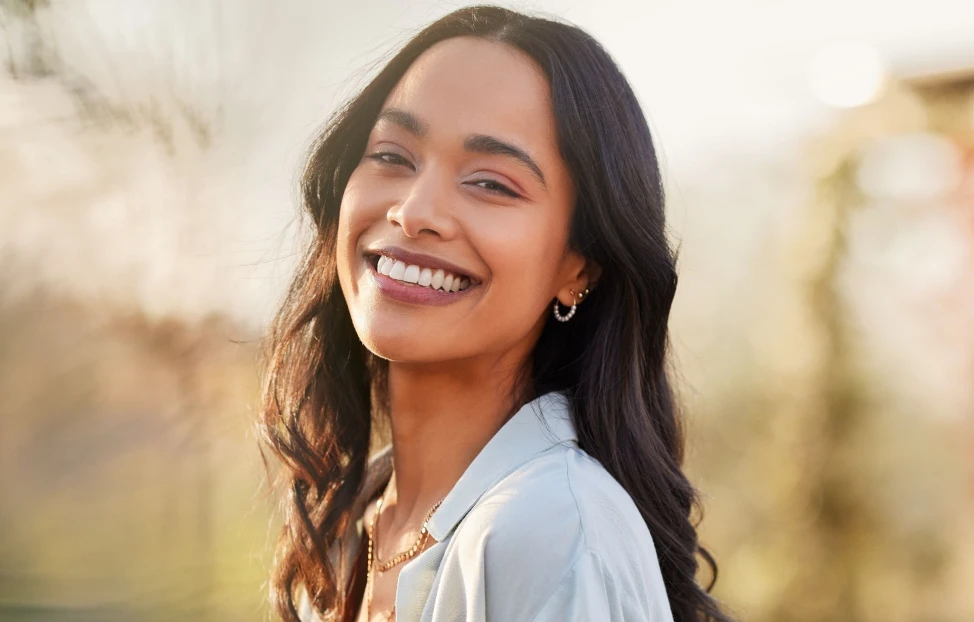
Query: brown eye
[
  {"left": 365, "top": 152, "right": 413, "bottom": 168},
  {"left": 471, "top": 179, "right": 520, "bottom": 198}
]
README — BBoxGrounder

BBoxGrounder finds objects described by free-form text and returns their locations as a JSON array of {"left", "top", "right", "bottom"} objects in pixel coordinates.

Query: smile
[
  {"left": 364, "top": 253, "right": 479, "bottom": 306},
  {"left": 373, "top": 253, "right": 471, "bottom": 292}
]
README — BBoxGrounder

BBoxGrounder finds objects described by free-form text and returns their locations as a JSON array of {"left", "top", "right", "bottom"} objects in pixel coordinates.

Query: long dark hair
[{"left": 258, "top": 5, "right": 731, "bottom": 621}]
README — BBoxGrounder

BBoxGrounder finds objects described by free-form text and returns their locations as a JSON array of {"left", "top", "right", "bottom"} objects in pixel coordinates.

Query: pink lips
[{"left": 365, "top": 256, "right": 476, "bottom": 306}]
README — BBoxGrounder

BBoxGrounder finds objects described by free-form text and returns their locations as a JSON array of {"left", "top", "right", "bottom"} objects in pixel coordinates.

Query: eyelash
[{"left": 365, "top": 152, "right": 521, "bottom": 199}]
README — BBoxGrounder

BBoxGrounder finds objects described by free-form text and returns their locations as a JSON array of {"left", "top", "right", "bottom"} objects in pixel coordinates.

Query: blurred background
[{"left": 1, "top": 0, "right": 972, "bottom": 620}]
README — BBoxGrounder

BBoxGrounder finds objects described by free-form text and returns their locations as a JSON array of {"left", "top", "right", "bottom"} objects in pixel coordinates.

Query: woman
[{"left": 259, "top": 5, "right": 731, "bottom": 621}]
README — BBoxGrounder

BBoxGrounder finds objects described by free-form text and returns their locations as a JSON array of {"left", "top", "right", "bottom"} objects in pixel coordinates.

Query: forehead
[{"left": 382, "top": 37, "right": 559, "bottom": 155}]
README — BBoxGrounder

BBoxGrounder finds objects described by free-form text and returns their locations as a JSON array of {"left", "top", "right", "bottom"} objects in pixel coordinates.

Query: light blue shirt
[{"left": 299, "top": 390, "right": 675, "bottom": 621}]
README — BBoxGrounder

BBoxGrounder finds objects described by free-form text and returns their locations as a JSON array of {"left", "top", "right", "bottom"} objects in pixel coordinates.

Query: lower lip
[{"left": 365, "top": 257, "right": 477, "bottom": 306}]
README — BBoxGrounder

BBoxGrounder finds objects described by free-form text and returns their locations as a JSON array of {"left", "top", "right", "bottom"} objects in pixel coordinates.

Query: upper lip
[{"left": 365, "top": 245, "right": 482, "bottom": 284}]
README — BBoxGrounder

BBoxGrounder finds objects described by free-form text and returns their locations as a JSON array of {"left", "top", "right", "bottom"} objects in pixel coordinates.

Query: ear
[{"left": 556, "top": 251, "right": 602, "bottom": 308}]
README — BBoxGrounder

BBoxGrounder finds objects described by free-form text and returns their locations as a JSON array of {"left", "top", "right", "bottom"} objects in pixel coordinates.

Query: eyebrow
[{"left": 374, "top": 107, "right": 548, "bottom": 189}]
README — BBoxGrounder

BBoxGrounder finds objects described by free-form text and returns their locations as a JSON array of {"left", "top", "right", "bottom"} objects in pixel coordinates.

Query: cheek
[
  {"left": 338, "top": 173, "right": 366, "bottom": 241},
  {"left": 477, "top": 212, "right": 562, "bottom": 317},
  {"left": 335, "top": 196, "right": 354, "bottom": 286},
  {"left": 337, "top": 172, "right": 380, "bottom": 263},
  {"left": 336, "top": 173, "right": 373, "bottom": 301}
]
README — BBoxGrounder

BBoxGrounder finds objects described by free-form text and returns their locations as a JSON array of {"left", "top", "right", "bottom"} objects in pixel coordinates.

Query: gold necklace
[{"left": 365, "top": 483, "right": 444, "bottom": 621}]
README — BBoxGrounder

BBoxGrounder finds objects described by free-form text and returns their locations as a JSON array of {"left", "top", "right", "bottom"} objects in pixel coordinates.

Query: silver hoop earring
[
  {"left": 553, "top": 287, "right": 589, "bottom": 322},
  {"left": 553, "top": 298, "right": 576, "bottom": 322}
]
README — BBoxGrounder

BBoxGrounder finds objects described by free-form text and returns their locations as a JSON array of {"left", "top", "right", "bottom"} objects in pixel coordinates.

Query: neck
[{"left": 379, "top": 357, "right": 530, "bottom": 535}]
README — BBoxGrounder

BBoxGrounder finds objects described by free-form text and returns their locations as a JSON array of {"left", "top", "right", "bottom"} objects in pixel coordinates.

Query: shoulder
[
  {"left": 471, "top": 446, "right": 654, "bottom": 560},
  {"left": 441, "top": 445, "right": 673, "bottom": 619}
]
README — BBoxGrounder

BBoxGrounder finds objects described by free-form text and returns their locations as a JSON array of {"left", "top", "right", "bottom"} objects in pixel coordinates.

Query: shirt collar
[{"left": 362, "top": 389, "right": 577, "bottom": 542}]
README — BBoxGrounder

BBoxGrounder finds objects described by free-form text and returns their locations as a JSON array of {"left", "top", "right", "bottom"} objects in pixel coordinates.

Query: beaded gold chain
[{"left": 364, "top": 483, "right": 444, "bottom": 621}]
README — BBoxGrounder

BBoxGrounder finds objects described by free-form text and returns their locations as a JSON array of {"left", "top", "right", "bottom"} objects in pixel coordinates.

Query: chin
[{"left": 354, "top": 319, "right": 441, "bottom": 363}]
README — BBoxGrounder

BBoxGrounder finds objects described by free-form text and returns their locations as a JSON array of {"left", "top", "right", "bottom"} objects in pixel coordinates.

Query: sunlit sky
[
  {"left": 2, "top": 0, "right": 973, "bottom": 328},
  {"left": 41, "top": 0, "right": 974, "bottom": 165}
]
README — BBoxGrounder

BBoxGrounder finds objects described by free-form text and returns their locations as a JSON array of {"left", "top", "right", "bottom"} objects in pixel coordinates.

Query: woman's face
[{"left": 337, "top": 36, "right": 590, "bottom": 365}]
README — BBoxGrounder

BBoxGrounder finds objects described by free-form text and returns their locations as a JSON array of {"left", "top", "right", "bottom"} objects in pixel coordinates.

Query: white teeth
[
  {"left": 431, "top": 269, "right": 445, "bottom": 290},
  {"left": 403, "top": 264, "right": 420, "bottom": 284},
  {"left": 374, "top": 254, "right": 474, "bottom": 293},
  {"left": 389, "top": 260, "right": 406, "bottom": 280}
]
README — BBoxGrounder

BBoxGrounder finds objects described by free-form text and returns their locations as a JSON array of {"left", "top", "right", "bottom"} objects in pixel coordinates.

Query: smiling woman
[{"left": 258, "top": 5, "right": 732, "bottom": 622}]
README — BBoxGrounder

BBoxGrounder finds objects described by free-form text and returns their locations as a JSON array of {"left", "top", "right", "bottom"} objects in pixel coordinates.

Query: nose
[{"left": 386, "top": 166, "right": 459, "bottom": 240}]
